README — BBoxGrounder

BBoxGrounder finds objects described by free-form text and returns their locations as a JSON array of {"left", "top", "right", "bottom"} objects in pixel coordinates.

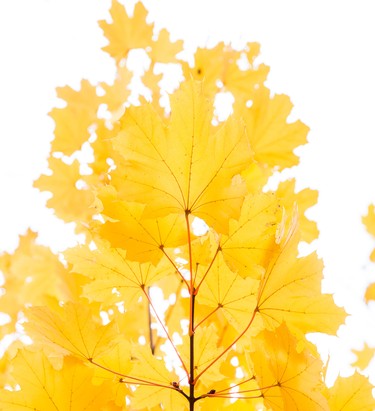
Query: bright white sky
[{"left": 1, "top": 0, "right": 375, "bottom": 386}]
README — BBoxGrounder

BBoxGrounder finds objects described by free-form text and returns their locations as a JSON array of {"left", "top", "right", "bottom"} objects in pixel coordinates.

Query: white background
[{"left": 1, "top": 0, "right": 375, "bottom": 385}]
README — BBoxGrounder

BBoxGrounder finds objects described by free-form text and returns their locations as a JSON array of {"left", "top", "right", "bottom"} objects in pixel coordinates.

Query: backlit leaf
[
  {"left": 0, "top": 349, "right": 119, "bottom": 411},
  {"left": 111, "top": 79, "right": 252, "bottom": 233},
  {"left": 327, "top": 372, "right": 375, "bottom": 411},
  {"left": 99, "top": 1, "right": 153, "bottom": 62},
  {"left": 252, "top": 323, "right": 328, "bottom": 410}
]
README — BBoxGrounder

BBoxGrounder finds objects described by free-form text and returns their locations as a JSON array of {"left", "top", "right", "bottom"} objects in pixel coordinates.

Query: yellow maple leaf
[
  {"left": 130, "top": 345, "right": 185, "bottom": 410},
  {"left": 220, "top": 192, "right": 280, "bottom": 277},
  {"left": 180, "top": 323, "right": 226, "bottom": 390},
  {"left": 110, "top": 79, "right": 252, "bottom": 234},
  {"left": 65, "top": 242, "right": 172, "bottom": 306},
  {"left": 50, "top": 79, "right": 100, "bottom": 155},
  {"left": 0, "top": 230, "right": 71, "bottom": 337},
  {"left": 252, "top": 323, "right": 329, "bottom": 410},
  {"left": 149, "top": 29, "right": 183, "bottom": 63},
  {"left": 34, "top": 157, "right": 95, "bottom": 223},
  {"left": 326, "top": 372, "right": 375, "bottom": 411},
  {"left": 237, "top": 86, "right": 309, "bottom": 170},
  {"left": 182, "top": 42, "right": 269, "bottom": 99},
  {"left": 197, "top": 253, "right": 258, "bottom": 331},
  {"left": 26, "top": 301, "right": 122, "bottom": 361},
  {"left": 0, "top": 349, "right": 121, "bottom": 410},
  {"left": 364, "top": 282, "right": 375, "bottom": 302},
  {"left": 362, "top": 205, "right": 375, "bottom": 303},
  {"left": 90, "top": 120, "right": 122, "bottom": 178},
  {"left": 351, "top": 343, "right": 375, "bottom": 370},
  {"left": 99, "top": 0, "right": 153, "bottom": 62},
  {"left": 95, "top": 186, "right": 187, "bottom": 264},
  {"left": 256, "top": 221, "right": 346, "bottom": 337},
  {"left": 363, "top": 204, "right": 375, "bottom": 237},
  {"left": 275, "top": 179, "right": 319, "bottom": 243},
  {"left": 100, "top": 65, "right": 133, "bottom": 114}
]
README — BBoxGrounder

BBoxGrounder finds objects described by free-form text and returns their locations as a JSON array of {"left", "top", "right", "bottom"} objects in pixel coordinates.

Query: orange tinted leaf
[{"left": 252, "top": 323, "right": 328, "bottom": 410}]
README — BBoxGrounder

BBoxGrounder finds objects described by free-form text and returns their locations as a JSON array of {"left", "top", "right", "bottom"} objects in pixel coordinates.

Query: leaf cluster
[{"left": 0, "top": 1, "right": 373, "bottom": 410}]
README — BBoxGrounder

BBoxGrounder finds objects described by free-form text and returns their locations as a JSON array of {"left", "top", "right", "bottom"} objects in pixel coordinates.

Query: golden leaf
[
  {"left": 351, "top": 343, "right": 375, "bottom": 370},
  {"left": 238, "top": 87, "right": 309, "bottom": 170},
  {"left": 26, "top": 302, "right": 121, "bottom": 361},
  {"left": 50, "top": 79, "right": 100, "bottom": 155},
  {"left": 275, "top": 179, "right": 319, "bottom": 243},
  {"left": 66, "top": 242, "right": 172, "bottom": 306},
  {"left": 99, "top": 0, "right": 153, "bottom": 62},
  {"left": 111, "top": 79, "right": 252, "bottom": 233},
  {"left": 0, "top": 349, "right": 120, "bottom": 410},
  {"left": 327, "top": 373, "right": 375, "bottom": 411},
  {"left": 149, "top": 29, "right": 183, "bottom": 63},
  {"left": 220, "top": 193, "right": 280, "bottom": 277},
  {"left": 256, "top": 223, "right": 346, "bottom": 337},
  {"left": 34, "top": 157, "right": 95, "bottom": 223},
  {"left": 252, "top": 323, "right": 329, "bottom": 410}
]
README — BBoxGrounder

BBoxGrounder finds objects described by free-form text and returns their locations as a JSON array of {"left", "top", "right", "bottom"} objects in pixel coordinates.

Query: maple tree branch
[
  {"left": 189, "top": 292, "right": 196, "bottom": 411},
  {"left": 193, "top": 307, "right": 258, "bottom": 384},
  {"left": 185, "top": 210, "right": 196, "bottom": 410},
  {"left": 89, "top": 358, "right": 172, "bottom": 389},
  {"left": 142, "top": 286, "right": 189, "bottom": 378},
  {"left": 213, "top": 375, "right": 256, "bottom": 393},
  {"left": 204, "top": 393, "right": 263, "bottom": 400}
]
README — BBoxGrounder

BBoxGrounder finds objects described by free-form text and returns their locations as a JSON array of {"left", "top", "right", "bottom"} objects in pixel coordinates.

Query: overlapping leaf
[
  {"left": 237, "top": 87, "right": 309, "bottom": 169},
  {"left": 0, "top": 349, "right": 120, "bottom": 411},
  {"left": 197, "top": 253, "right": 258, "bottom": 331},
  {"left": 275, "top": 179, "right": 319, "bottom": 243},
  {"left": 256, "top": 222, "right": 346, "bottom": 337},
  {"left": 326, "top": 373, "right": 375, "bottom": 411},
  {"left": 26, "top": 302, "right": 121, "bottom": 361},
  {"left": 96, "top": 186, "right": 187, "bottom": 264},
  {"left": 34, "top": 157, "right": 95, "bottom": 223},
  {"left": 252, "top": 323, "right": 328, "bottom": 410},
  {"left": 220, "top": 192, "right": 280, "bottom": 277},
  {"left": 66, "top": 242, "right": 172, "bottom": 305},
  {"left": 110, "top": 80, "right": 253, "bottom": 234},
  {"left": 49, "top": 80, "right": 100, "bottom": 155},
  {"left": 130, "top": 346, "right": 186, "bottom": 410}
]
